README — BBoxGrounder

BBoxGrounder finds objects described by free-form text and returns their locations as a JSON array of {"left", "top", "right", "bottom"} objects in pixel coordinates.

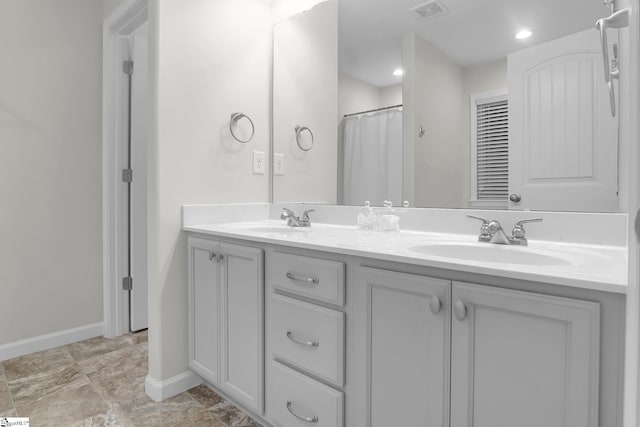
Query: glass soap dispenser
[
  {"left": 357, "top": 201, "right": 378, "bottom": 231},
  {"left": 378, "top": 200, "right": 400, "bottom": 232}
]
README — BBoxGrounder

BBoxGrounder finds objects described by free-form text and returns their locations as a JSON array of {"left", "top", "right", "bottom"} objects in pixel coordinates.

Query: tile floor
[{"left": 0, "top": 331, "right": 262, "bottom": 426}]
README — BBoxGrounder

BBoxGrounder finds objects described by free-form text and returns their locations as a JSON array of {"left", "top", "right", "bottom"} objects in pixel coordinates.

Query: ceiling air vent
[{"left": 410, "top": 0, "right": 447, "bottom": 19}]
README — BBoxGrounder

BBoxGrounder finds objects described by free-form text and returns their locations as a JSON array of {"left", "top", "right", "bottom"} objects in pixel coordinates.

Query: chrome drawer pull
[
  {"left": 286, "top": 330, "right": 319, "bottom": 348},
  {"left": 286, "top": 400, "right": 319, "bottom": 423},
  {"left": 286, "top": 272, "right": 319, "bottom": 285}
]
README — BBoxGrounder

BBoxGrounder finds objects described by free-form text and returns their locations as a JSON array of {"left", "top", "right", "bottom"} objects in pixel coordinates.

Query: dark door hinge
[
  {"left": 123, "top": 60, "right": 134, "bottom": 75},
  {"left": 122, "top": 276, "right": 133, "bottom": 291},
  {"left": 122, "top": 169, "right": 133, "bottom": 183}
]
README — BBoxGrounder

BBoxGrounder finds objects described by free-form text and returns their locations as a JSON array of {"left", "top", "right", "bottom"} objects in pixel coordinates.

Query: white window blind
[{"left": 475, "top": 98, "right": 508, "bottom": 201}]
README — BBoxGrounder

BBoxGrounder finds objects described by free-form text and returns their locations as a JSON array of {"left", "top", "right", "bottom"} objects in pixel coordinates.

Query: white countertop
[{"left": 184, "top": 219, "right": 628, "bottom": 294}]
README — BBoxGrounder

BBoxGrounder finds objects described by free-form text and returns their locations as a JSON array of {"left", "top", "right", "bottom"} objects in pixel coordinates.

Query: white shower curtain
[{"left": 342, "top": 108, "right": 403, "bottom": 206}]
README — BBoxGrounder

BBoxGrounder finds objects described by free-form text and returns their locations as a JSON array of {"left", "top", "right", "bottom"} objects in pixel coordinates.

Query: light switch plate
[
  {"left": 253, "top": 151, "right": 265, "bottom": 174},
  {"left": 274, "top": 153, "right": 285, "bottom": 176}
]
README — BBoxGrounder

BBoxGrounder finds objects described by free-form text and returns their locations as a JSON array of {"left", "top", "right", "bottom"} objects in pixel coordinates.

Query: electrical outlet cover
[
  {"left": 253, "top": 151, "right": 266, "bottom": 174},
  {"left": 274, "top": 153, "right": 285, "bottom": 176}
]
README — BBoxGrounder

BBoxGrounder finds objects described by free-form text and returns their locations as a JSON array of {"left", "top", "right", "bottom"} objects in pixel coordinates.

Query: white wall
[
  {"left": 148, "top": 0, "right": 272, "bottom": 381},
  {"left": 338, "top": 73, "right": 382, "bottom": 120},
  {"left": 403, "top": 32, "right": 467, "bottom": 208},
  {"left": 0, "top": 0, "right": 103, "bottom": 345},
  {"left": 338, "top": 73, "right": 402, "bottom": 119},
  {"left": 103, "top": 0, "right": 128, "bottom": 19},
  {"left": 380, "top": 84, "right": 402, "bottom": 107},
  {"left": 272, "top": 0, "right": 328, "bottom": 23},
  {"left": 273, "top": 0, "right": 338, "bottom": 204},
  {"left": 403, "top": 32, "right": 506, "bottom": 209}
]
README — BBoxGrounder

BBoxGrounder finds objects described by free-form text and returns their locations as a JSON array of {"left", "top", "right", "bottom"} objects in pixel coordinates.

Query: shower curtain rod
[{"left": 343, "top": 104, "right": 402, "bottom": 118}]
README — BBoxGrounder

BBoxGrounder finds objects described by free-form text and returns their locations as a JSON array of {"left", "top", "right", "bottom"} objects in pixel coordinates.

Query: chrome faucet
[
  {"left": 280, "top": 208, "right": 314, "bottom": 227},
  {"left": 468, "top": 215, "right": 542, "bottom": 246}
]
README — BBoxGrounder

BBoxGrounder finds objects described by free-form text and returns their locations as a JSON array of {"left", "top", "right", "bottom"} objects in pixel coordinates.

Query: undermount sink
[{"left": 409, "top": 243, "right": 573, "bottom": 266}]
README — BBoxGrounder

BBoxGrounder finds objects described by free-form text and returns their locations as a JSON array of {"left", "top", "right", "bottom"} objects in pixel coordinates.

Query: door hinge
[
  {"left": 122, "top": 169, "right": 133, "bottom": 183},
  {"left": 122, "top": 276, "right": 133, "bottom": 291},
  {"left": 123, "top": 60, "right": 134, "bottom": 75}
]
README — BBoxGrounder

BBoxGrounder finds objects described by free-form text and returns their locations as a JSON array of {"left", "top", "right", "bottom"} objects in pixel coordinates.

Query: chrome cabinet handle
[
  {"left": 286, "top": 400, "right": 319, "bottom": 423},
  {"left": 286, "top": 272, "right": 319, "bottom": 285},
  {"left": 217, "top": 253, "right": 225, "bottom": 263},
  {"left": 209, "top": 252, "right": 217, "bottom": 262},
  {"left": 286, "top": 330, "right": 319, "bottom": 348},
  {"left": 429, "top": 295, "right": 441, "bottom": 315},
  {"left": 454, "top": 300, "right": 467, "bottom": 321}
]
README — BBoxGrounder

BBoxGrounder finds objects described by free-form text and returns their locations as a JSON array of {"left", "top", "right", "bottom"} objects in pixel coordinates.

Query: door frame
[{"left": 102, "top": 0, "right": 148, "bottom": 338}]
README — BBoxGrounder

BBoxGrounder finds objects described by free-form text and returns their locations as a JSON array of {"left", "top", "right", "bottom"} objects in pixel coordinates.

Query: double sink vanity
[{"left": 183, "top": 203, "right": 627, "bottom": 427}]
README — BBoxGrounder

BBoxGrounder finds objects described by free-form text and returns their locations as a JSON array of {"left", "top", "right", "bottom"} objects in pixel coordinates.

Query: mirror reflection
[{"left": 274, "top": 0, "right": 623, "bottom": 212}]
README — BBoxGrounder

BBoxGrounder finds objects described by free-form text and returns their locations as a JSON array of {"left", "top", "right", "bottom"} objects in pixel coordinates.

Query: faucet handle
[
  {"left": 467, "top": 214, "right": 489, "bottom": 224},
  {"left": 512, "top": 218, "right": 543, "bottom": 240},
  {"left": 280, "top": 208, "right": 295, "bottom": 220},
  {"left": 302, "top": 209, "right": 315, "bottom": 220},
  {"left": 467, "top": 215, "right": 491, "bottom": 239}
]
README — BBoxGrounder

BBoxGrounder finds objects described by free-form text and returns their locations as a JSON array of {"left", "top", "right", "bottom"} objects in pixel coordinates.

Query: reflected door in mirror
[{"left": 508, "top": 29, "right": 618, "bottom": 212}]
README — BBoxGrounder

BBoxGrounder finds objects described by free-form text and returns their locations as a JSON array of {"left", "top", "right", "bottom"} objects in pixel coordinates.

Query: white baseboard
[
  {"left": 145, "top": 371, "right": 202, "bottom": 402},
  {"left": 0, "top": 322, "right": 103, "bottom": 362}
]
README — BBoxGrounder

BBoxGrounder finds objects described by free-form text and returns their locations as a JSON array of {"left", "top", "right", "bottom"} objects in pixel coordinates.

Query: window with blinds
[{"left": 471, "top": 92, "right": 508, "bottom": 205}]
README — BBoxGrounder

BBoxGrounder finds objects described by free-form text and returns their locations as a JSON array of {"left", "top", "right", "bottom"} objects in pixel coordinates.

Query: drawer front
[
  {"left": 269, "top": 252, "right": 345, "bottom": 306},
  {"left": 270, "top": 294, "right": 345, "bottom": 386},
  {"left": 267, "top": 360, "right": 344, "bottom": 427}
]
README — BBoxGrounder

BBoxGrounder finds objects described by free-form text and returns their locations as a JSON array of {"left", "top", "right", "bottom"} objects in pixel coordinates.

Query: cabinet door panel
[
  {"left": 451, "top": 282, "right": 600, "bottom": 427},
  {"left": 220, "top": 243, "right": 264, "bottom": 413},
  {"left": 359, "top": 267, "right": 450, "bottom": 427},
  {"left": 188, "top": 237, "right": 220, "bottom": 384}
]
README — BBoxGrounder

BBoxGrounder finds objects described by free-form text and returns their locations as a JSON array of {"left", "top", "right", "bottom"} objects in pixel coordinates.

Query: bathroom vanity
[{"left": 184, "top": 204, "right": 626, "bottom": 427}]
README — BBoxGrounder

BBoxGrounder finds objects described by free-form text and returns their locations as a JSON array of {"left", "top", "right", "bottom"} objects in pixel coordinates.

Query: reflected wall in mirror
[
  {"left": 274, "top": 0, "right": 628, "bottom": 212},
  {"left": 273, "top": 0, "right": 338, "bottom": 203}
]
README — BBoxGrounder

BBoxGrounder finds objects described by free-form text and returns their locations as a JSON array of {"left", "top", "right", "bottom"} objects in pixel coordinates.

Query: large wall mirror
[{"left": 273, "top": 0, "right": 623, "bottom": 212}]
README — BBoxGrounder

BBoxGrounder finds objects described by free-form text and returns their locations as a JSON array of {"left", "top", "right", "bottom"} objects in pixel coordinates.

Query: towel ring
[
  {"left": 230, "top": 112, "right": 255, "bottom": 143},
  {"left": 295, "top": 125, "right": 314, "bottom": 151}
]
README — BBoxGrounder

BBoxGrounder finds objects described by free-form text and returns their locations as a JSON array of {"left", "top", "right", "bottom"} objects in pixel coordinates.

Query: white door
[
  {"left": 187, "top": 237, "right": 220, "bottom": 384},
  {"left": 129, "top": 23, "right": 148, "bottom": 331},
  {"left": 219, "top": 243, "right": 264, "bottom": 413},
  {"left": 508, "top": 29, "right": 618, "bottom": 212},
  {"left": 450, "top": 282, "right": 600, "bottom": 427},
  {"left": 358, "top": 267, "right": 450, "bottom": 427}
]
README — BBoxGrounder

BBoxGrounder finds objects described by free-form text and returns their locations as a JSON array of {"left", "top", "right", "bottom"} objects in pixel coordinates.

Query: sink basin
[{"left": 409, "top": 243, "right": 572, "bottom": 266}]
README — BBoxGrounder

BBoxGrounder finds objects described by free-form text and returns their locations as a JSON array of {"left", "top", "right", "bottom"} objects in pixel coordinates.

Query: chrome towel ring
[
  {"left": 230, "top": 112, "right": 255, "bottom": 143},
  {"left": 295, "top": 125, "right": 314, "bottom": 151}
]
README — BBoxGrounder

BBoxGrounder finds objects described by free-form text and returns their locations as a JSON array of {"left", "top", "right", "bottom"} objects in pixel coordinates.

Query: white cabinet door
[
  {"left": 450, "top": 282, "right": 600, "bottom": 427},
  {"left": 219, "top": 243, "right": 264, "bottom": 414},
  {"left": 188, "top": 237, "right": 264, "bottom": 413},
  {"left": 508, "top": 29, "right": 618, "bottom": 212},
  {"left": 187, "top": 237, "right": 220, "bottom": 384},
  {"left": 358, "top": 267, "right": 450, "bottom": 427}
]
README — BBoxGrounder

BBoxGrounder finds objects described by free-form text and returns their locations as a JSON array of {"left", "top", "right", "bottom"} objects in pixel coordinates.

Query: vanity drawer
[
  {"left": 269, "top": 252, "right": 345, "bottom": 306},
  {"left": 267, "top": 360, "right": 344, "bottom": 427},
  {"left": 270, "top": 293, "right": 345, "bottom": 386}
]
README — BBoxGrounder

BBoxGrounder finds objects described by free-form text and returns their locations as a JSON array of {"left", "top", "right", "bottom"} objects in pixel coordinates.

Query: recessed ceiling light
[
  {"left": 393, "top": 68, "right": 404, "bottom": 76},
  {"left": 515, "top": 29, "right": 532, "bottom": 40}
]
